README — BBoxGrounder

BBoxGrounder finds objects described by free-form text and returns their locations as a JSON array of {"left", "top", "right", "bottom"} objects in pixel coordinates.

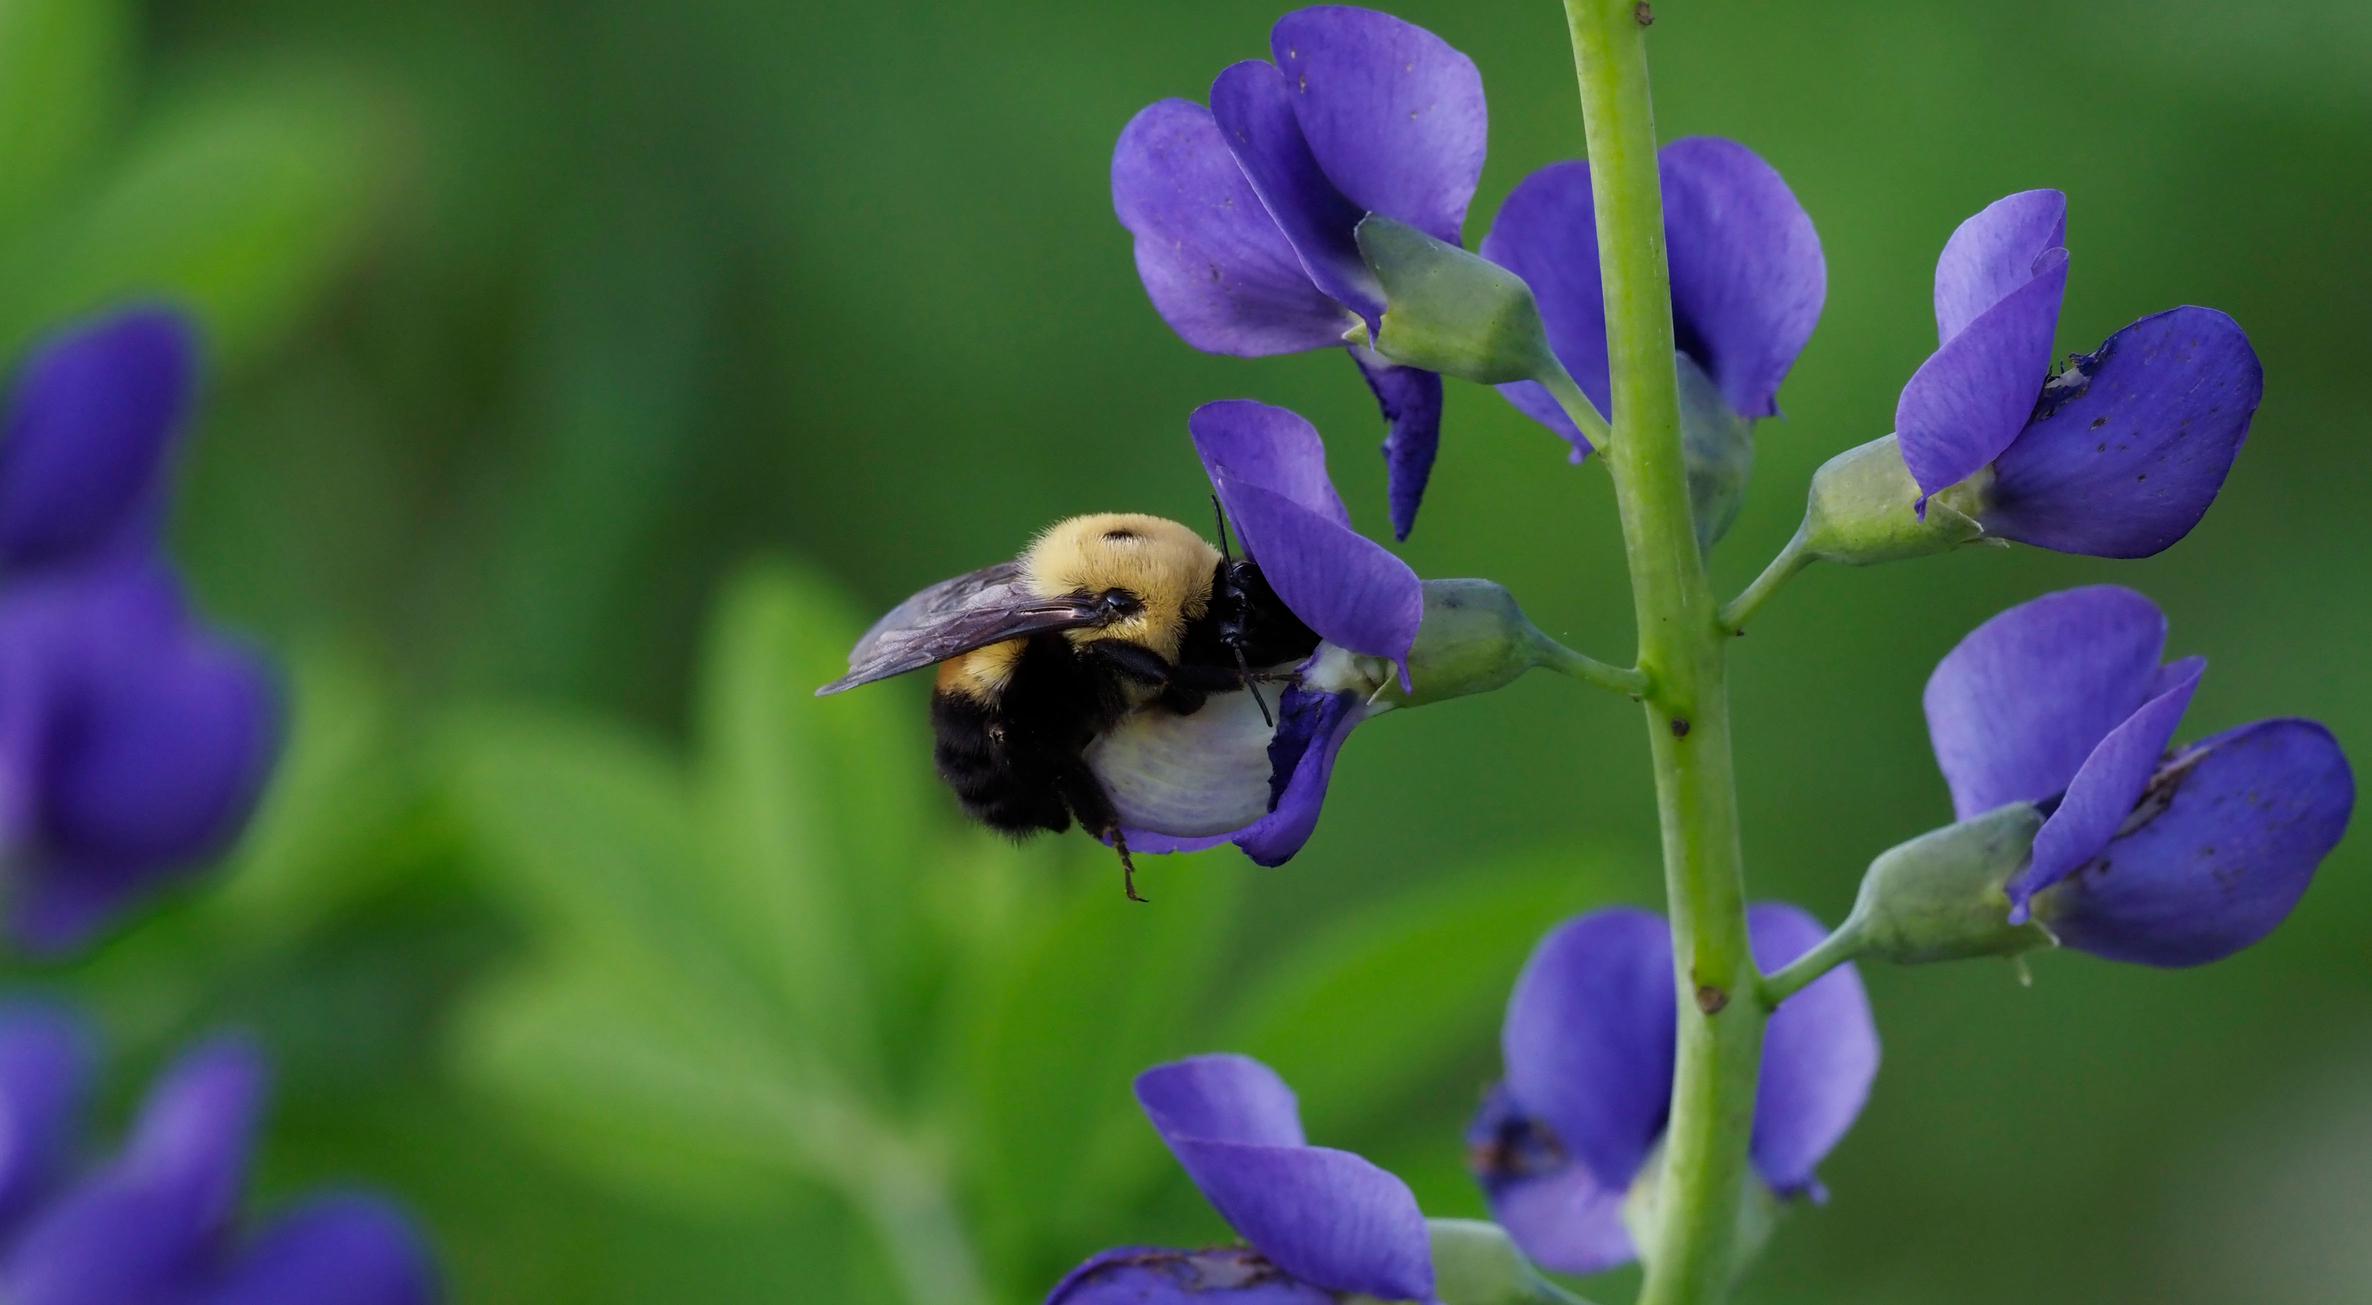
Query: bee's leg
[{"left": 1053, "top": 757, "right": 1148, "bottom": 904}]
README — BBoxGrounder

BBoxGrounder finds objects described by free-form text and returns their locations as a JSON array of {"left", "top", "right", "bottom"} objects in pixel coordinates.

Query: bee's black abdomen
[
  {"left": 932, "top": 635, "right": 1133, "bottom": 839},
  {"left": 932, "top": 688, "right": 1069, "bottom": 834}
]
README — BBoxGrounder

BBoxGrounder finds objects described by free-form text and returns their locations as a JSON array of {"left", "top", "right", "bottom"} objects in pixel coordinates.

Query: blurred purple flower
[
  {"left": 1113, "top": 6, "right": 1486, "bottom": 538},
  {"left": 1895, "top": 191, "right": 2260, "bottom": 556},
  {"left": 0, "top": 308, "right": 198, "bottom": 578},
  {"left": 0, "top": 308, "right": 282, "bottom": 955},
  {"left": 1048, "top": 1054, "right": 1432, "bottom": 1304},
  {"left": 1469, "top": 906, "right": 1877, "bottom": 1275},
  {"left": 1481, "top": 137, "right": 1825, "bottom": 460},
  {"left": 1925, "top": 586, "right": 2353, "bottom": 965},
  {"left": 1099, "top": 399, "right": 1420, "bottom": 868},
  {"left": 0, "top": 1004, "right": 438, "bottom": 1305}
]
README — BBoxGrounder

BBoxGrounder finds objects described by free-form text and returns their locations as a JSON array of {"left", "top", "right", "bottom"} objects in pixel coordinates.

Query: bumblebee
[{"left": 818, "top": 510, "right": 1317, "bottom": 900}]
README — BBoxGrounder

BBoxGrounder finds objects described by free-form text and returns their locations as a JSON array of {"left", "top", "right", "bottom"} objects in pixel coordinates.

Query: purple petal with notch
[
  {"left": 0, "top": 308, "right": 198, "bottom": 574},
  {"left": 1747, "top": 904, "right": 1877, "bottom": 1198},
  {"left": 1235, "top": 689, "right": 1363, "bottom": 867},
  {"left": 1210, "top": 60, "right": 1382, "bottom": 329},
  {"left": 1985, "top": 307, "right": 2261, "bottom": 558},
  {"left": 1268, "top": 6, "right": 1485, "bottom": 247},
  {"left": 2007, "top": 657, "right": 2204, "bottom": 919},
  {"left": 1113, "top": 100, "right": 1354, "bottom": 358},
  {"left": 1047, "top": 1247, "right": 1333, "bottom": 1304},
  {"left": 1896, "top": 248, "right": 2069, "bottom": 501},
  {"left": 191, "top": 1195, "right": 439, "bottom": 1305},
  {"left": 1924, "top": 586, "right": 2168, "bottom": 820},
  {"left": 2042, "top": 720, "right": 2353, "bottom": 966},
  {"left": 1659, "top": 138, "right": 1826, "bottom": 421},
  {"left": 1932, "top": 190, "right": 2067, "bottom": 341},
  {"left": 1136, "top": 1055, "right": 1432, "bottom": 1302},
  {"left": 1466, "top": 1084, "right": 1633, "bottom": 1275},
  {"left": 1348, "top": 347, "right": 1443, "bottom": 540},
  {"left": 1500, "top": 909, "right": 1675, "bottom": 1191}
]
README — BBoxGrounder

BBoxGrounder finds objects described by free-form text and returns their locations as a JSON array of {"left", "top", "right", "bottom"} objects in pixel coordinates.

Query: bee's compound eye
[{"left": 1100, "top": 588, "right": 1143, "bottom": 618}]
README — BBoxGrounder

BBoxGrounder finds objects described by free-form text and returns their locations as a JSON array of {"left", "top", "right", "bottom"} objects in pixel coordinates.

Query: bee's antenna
[
  {"left": 1211, "top": 493, "right": 1236, "bottom": 563},
  {"left": 1237, "top": 647, "right": 1273, "bottom": 727}
]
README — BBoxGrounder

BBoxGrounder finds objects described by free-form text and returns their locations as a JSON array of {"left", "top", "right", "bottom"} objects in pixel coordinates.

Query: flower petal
[
  {"left": 1984, "top": 307, "right": 2261, "bottom": 558},
  {"left": 1895, "top": 247, "right": 2069, "bottom": 501},
  {"left": 120, "top": 1035, "right": 268, "bottom": 1225},
  {"left": 2040, "top": 720, "right": 2354, "bottom": 966},
  {"left": 1659, "top": 138, "right": 1826, "bottom": 421},
  {"left": 1268, "top": 6, "right": 1485, "bottom": 247},
  {"left": 191, "top": 1195, "right": 439, "bottom": 1305},
  {"left": 0, "top": 1005, "right": 93, "bottom": 1233},
  {"left": 1235, "top": 688, "right": 1364, "bottom": 867},
  {"left": 1481, "top": 161, "right": 1608, "bottom": 452},
  {"left": 1047, "top": 1247, "right": 1334, "bottom": 1304},
  {"left": 1112, "top": 100, "right": 1354, "bottom": 357},
  {"left": 2007, "top": 657, "right": 2203, "bottom": 918},
  {"left": 1466, "top": 1085, "right": 1634, "bottom": 1275},
  {"left": 1747, "top": 904, "right": 1878, "bottom": 1199},
  {"left": 0, "top": 307, "right": 198, "bottom": 574},
  {"left": 1932, "top": 190, "right": 2067, "bottom": 341},
  {"left": 1190, "top": 402, "right": 1421, "bottom": 667},
  {"left": 1349, "top": 347, "right": 1444, "bottom": 541},
  {"left": 1209, "top": 61, "right": 1381, "bottom": 328},
  {"left": 1501, "top": 908, "right": 1675, "bottom": 1192},
  {"left": 1924, "top": 586, "right": 2168, "bottom": 820},
  {"left": 1137, "top": 1055, "right": 1432, "bottom": 1301}
]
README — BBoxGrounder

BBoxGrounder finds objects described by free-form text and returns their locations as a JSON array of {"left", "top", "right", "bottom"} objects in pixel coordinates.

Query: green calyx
[
  {"left": 1411, "top": 1219, "right": 1599, "bottom": 1305},
  {"left": 1353, "top": 215, "right": 1562, "bottom": 386},
  {"left": 1677, "top": 353, "right": 1753, "bottom": 554},
  {"left": 1844, "top": 803, "right": 2057, "bottom": 965},
  {"left": 1368, "top": 579, "right": 1565, "bottom": 710},
  {"left": 1798, "top": 435, "right": 1991, "bottom": 566}
]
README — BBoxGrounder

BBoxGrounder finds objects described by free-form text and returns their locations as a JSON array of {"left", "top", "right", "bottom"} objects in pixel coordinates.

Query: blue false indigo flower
[
  {"left": 1112, "top": 6, "right": 1487, "bottom": 538},
  {"left": 1924, "top": 586, "right": 2353, "bottom": 966},
  {"left": 1092, "top": 399, "right": 1429, "bottom": 866},
  {"left": 1885, "top": 191, "right": 2260, "bottom": 556},
  {"left": 0, "top": 1003, "right": 438, "bottom": 1305},
  {"left": 1482, "top": 139, "right": 1825, "bottom": 459},
  {"left": 1470, "top": 906, "right": 1877, "bottom": 1275},
  {"left": 0, "top": 308, "right": 198, "bottom": 578},
  {"left": 1049, "top": 1054, "right": 1433, "bottom": 1304}
]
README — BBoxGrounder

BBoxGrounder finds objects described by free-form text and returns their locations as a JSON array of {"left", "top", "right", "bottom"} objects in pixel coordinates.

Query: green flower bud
[
  {"left": 1353, "top": 215, "right": 1560, "bottom": 386},
  {"left": 1843, "top": 803, "right": 2056, "bottom": 964},
  {"left": 1798, "top": 434, "right": 1989, "bottom": 565},
  {"left": 1678, "top": 353, "right": 1753, "bottom": 553},
  {"left": 1416, "top": 1219, "right": 1598, "bottom": 1305}
]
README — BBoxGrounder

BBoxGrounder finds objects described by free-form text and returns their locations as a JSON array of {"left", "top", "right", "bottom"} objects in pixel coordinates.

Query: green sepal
[
  {"left": 1844, "top": 803, "right": 2057, "bottom": 964},
  {"left": 1370, "top": 579, "right": 1555, "bottom": 710},
  {"left": 1798, "top": 435, "right": 1989, "bottom": 565},
  {"left": 1677, "top": 353, "right": 1753, "bottom": 554},
  {"left": 1354, "top": 215, "right": 1560, "bottom": 385},
  {"left": 1411, "top": 1219, "right": 1599, "bottom": 1305}
]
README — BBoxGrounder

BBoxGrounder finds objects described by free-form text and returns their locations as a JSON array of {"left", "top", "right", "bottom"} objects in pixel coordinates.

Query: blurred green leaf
[
  {"left": 1220, "top": 853, "right": 1601, "bottom": 1138},
  {"left": 0, "top": 65, "right": 388, "bottom": 362},
  {"left": 950, "top": 862, "right": 1241, "bottom": 1271},
  {"left": 451, "top": 956, "right": 820, "bottom": 1207},
  {"left": 694, "top": 561, "right": 935, "bottom": 1087},
  {"left": 0, "top": 0, "right": 129, "bottom": 239}
]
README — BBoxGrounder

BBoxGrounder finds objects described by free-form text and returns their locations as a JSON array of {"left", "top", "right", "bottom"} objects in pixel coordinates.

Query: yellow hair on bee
[
  {"left": 934, "top": 637, "right": 1025, "bottom": 700},
  {"left": 1022, "top": 513, "right": 1220, "bottom": 662}
]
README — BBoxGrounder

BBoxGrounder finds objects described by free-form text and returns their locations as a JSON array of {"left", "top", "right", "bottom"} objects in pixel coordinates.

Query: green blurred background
[{"left": 8, "top": 0, "right": 2367, "bottom": 1300}]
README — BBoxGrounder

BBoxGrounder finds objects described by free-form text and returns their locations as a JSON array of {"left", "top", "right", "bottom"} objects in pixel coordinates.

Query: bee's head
[{"left": 1024, "top": 513, "right": 1220, "bottom": 658}]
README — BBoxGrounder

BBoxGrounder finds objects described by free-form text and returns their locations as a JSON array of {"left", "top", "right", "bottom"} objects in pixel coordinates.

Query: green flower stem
[
  {"left": 1756, "top": 918, "right": 1865, "bottom": 1007},
  {"left": 1534, "top": 634, "right": 1651, "bottom": 698},
  {"left": 1543, "top": 367, "right": 1616, "bottom": 451},
  {"left": 1559, "top": 2, "right": 1768, "bottom": 1302},
  {"left": 1717, "top": 527, "right": 1813, "bottom": 635}
]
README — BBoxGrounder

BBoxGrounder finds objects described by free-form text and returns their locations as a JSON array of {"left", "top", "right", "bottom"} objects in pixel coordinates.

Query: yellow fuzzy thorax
[{"left": 1022, "top": 513, "right": 1219, "bottom": 662}]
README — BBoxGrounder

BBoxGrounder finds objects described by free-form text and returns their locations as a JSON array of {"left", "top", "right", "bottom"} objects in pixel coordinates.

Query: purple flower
[
  {"left": 0, "top": 1003, "right": 439, "bottom": 1305},
  {"left": 1090, "top": 399, "right": 1422, "bottom": 867},
  {"left": 1924, "top": 586, "right": 2353, "bottom": 965},
  {"left": 0, "top": 308, "right": 198, "bottom": 578},
  {"left": 1048, "top": 1054, "right": 1432, "bottom": 1304},
  {"left": 1112, "top": 6, "right": 1487, "bottom": 538},
  {"left": 1895, "top": 191, "right": 2261, "bottom": 556},
  {"left": 1481, "top": 138, "right": 1826, "bottom": 460},
  {"left": 1469, "top": 906, "right": 1877, "bottom": 1275}
]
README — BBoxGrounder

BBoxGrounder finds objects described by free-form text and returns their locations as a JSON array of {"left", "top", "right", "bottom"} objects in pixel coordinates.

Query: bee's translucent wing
[{"left": 817, "top": 561, "right": 1099, "bottom": 695}]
